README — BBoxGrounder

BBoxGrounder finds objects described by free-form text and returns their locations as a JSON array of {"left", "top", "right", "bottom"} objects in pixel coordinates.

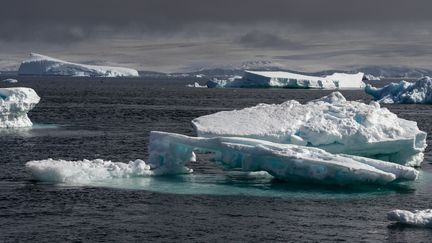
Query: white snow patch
[
  {"left": 387, "top": 209, "right": 432, "bottom": 227},
  {"left": 366, "top": 77, "right": 432, "bottom": 104},
  {"left": 0, "top": 87, "right": 40, "bottom": 127},
  {"left": 193, "top": 92, "right": 427, "bottom": 166},
  {"left": 147, "top": 131, "right": 418, "bottom": 185},
  {"left": 18, "top": 53, "right": 139, "bottom": 77},
  {"left": 26, "top": 159, "right": 153, "bottom": 184},
  {"left": 207, "top": 71, "right": 365, "bottom": 89}
]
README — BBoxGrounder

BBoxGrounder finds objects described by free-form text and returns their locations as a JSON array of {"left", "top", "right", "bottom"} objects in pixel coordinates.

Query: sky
[{"left": 1, "top": 0, "right": 432, "bottom": 72}]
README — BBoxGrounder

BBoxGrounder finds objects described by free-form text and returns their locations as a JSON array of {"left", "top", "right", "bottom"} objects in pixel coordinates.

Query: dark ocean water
[{"left": 0, "top": 76, "right": 432, "bottom": 242}]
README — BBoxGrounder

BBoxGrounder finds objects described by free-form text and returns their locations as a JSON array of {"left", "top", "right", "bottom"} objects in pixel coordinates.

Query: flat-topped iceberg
[
  {"left": 0, "top": 87, "right": 40, "bottom": 127},
  {"left": 193, "top": 92, "right": 426, "bottom": 166},
  {"left": 365, "top": 77, "right": 432, "bottom": 104},
  {"left": 26, "top": 159, "right": 152, "bottom": 184},
  {"left": 18, "top": 53, "right": 139, "bottom": 77},
  {"left": 387, "top": 209, "right": 432, "bottom": 227},
  {"left": 207, "top": 71, "right": 365, "bottom": 89},
  {"left": 147, "top": 131, "right": 417, "bottom": 185}
]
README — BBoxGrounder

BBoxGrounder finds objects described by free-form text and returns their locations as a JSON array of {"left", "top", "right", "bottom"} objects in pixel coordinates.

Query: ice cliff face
[
  {"left": 193, "top": 92, "right": 427, "bottom": 166},
  {"left": 0, "top": 87, "right": 40, "bottom": 128},
  {"left": 366, "top": 77, "right": 432, "bottom": 104},
  {"left": 207, "top": 71, "right": 365, "bottom": 89},
  {"left": 18, "top": 53, "right": 139, "bottom": 77}
]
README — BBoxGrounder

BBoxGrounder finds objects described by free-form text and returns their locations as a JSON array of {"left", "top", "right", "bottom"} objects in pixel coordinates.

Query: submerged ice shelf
[
  {"left": 387, "top": 209, "right": 432, "bottom": 227},
  {"left": 193, "top": 92, "right": 427, "bottom": 166},
  {"left": 18, "top": 53, "right": 139, "bottom": 77},
  {"left": 207, "top": 70, "right": 365, "bottom": 89},
  {"left": 0, "top": 87, "right": 40, "bottom": 128},
  {"left": 366, "top": 77, "right": 432, "bottom": 104}
]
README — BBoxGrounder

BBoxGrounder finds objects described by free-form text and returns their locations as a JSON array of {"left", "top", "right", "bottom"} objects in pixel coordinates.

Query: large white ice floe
[
  {"left": 365, "top": 77, "right": 432, "bottom": 104},
  {"left": 26, "top": 159, "right": 153, "bottom": 183},
  {"left": 193, "top": 92, "right": 427, "bottom": 166},
  {"left": 18, "top": 53, "right": 139, "bottom": 77},
  {"left": 387, "top": 209, "right": 432, "bottom": 227},
  {"left": 0, "top": 87, "right": 40, "bottom": 127},
  {"left": 207, "top": 71, "right": 365, "bottom": 89},
  {"left": 147, "top": 131, "right": 417, "bottom": 185}
]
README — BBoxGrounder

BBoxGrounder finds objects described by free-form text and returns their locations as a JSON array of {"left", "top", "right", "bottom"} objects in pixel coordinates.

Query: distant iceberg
[
  {"left": 18, "top": 53, "right": 139, "bottom": 77},
  {"left": 207, "top": 71, "right": 365, "bottom": 89},
  {"left": 193, "top": 92, "right": 426, "bottom": 166},
  {"left": 365, "top": 77, "right": 432, "bottom": 104},
  {"left": 387, "top": 209, "right": 432, "bottom": 227},
  {"left": 363, "top": 74, "right": 381, "bottom": 81},
  {"left": 0, "top": 87, "right": 40, "bottom": 127},
  {"left": 147, "top": 131, "right": 417, "bottom": 185},
  {"left": 2, "top": 78, "right": 18, "bottom": 83}
]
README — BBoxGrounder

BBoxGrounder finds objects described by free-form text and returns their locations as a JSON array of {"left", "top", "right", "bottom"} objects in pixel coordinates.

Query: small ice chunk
[
  {"left": 26, "top": 158, "right": 153, "bottom": 184},
  {"left": 186, "top": 82, "right": 207, "bottom": 88},
  {"left": 0, "top": 87, "right": 40, "bottom": 127},
  {"left": 363, "top": 74, "right": 381, "bottom": 81},
  {"left": 365, "top": 77, "right": 432, "bottom": 104},
  {"left": 18, "top": 53, "right": 139, "bottom": 77},
  {"left": 2, "top": 78, "right": 18, "bottom": 83},
  {"left": 193, "top": 92, "right": 427, "bottom": 166},
  {"left": 387, "top": 209, "right": 432, "bottom": 227}
]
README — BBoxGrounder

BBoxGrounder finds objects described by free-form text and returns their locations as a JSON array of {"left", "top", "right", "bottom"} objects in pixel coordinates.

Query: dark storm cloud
[{"left": 2, "top": 0, "right": 432, "bottom": 42}]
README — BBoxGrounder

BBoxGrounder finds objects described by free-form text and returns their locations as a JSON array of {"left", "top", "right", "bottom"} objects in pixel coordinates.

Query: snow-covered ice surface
[
  {"left": 365, "top": 77, "right": 432, "bottom": 104},
  {"left": 387, "top": 209, "right": 432, "bottom": 227},
  {"left": 147, "top": 131, "right": 417, "bottom": 185},
  {"left": 18, "top": 53, "right": 139, "bottom": 77},
  {"left": 26, "top": 159, "right": 153, "bottom": 184},
  {"left": 363, "top": 74, "right": 381, "bottom": 81},
  {"left": 207, "top": 71, "right": 365, "bottom": 89},
  {"left": 193, "top": 92, "right": 427, "bottom": 166},
  {"left": 2, "top": 78, "right": 18, "bottom": 83},
  {"left": 0, "top": 87, "right": 40, "bottom": 128}
]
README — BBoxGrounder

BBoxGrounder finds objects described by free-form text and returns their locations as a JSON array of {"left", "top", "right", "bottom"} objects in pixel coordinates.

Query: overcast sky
[{"left": 1, "top": 0, "right": 432, "bottom": 72}]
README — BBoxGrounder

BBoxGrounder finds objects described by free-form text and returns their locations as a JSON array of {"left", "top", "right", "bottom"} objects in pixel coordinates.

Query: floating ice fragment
[
  {"left": 0, "top": 87, "right": 40, "bottom": 127},
  {"left": 387, "top": 209, "right": 432, "bottom": 227},
  {"left": 2, "top": 78, "right": 18, "bottom": 83},
  {"left": 193, "top": 92, "right": 427, "bottom": 166},
  {"left": 365, "top": 77, "right": 432, "bottom": 104},
  {"left": 18, "top": 53, "right": 139, "bottom": 77}
]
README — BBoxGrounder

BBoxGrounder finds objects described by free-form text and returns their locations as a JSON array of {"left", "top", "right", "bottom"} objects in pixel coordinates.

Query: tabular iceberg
[
  {"left": 387, "top": 209, "right": 432, "bottom": 227},
  {"left": 365, "top": 77, "right": 432, "bottom": 104},
  {"left": 26, "top": 159, "right": 152, "bottom": 184},
  {"left": 0, "top": 87, "right": 40, "bottom": 127},
  {"left": 147, "top": 131, "right": 417, "bottom": 185},
  {"left": 207, "top": 71, "right": 365, "bottom": 89},
  {"left": 18, "top": 53, "right": 139, "bottom": 77},
  {"left": 193, "top": 92, "right": 427, "bottom": 166}
]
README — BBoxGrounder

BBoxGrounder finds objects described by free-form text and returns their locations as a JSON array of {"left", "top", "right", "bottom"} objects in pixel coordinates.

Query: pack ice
[
  {"left": 365, "top": 77, "right": 432, "bottom": 104},
  {"left": 0, "top": 87, "right": 40, "bottom": 127},
  {"left": 193, "top": 92, "right": 427, "bottom": 166},
  {"left": 207, "top": 71, "right": 365, "bottom": 89},
  {"left": 387, "top": 209, "right": 432, "bottom": 227},
  {"left": 18, "top": 53, "right": 139, "bottom": 77},
  {"left": 147, "top": 131, "right": 417, "bottom": 185}
]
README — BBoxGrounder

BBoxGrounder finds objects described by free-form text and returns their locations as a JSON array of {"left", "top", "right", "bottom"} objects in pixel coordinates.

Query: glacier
[
  {"left": 207, "top": 71, "right": 365, "bottom": 89},
  {"left": 0, "top": 87, "right": 40, "bottom": 127},
  {"left": 147, "top": 131, "right": 417, "bottom": 185},
  {"left": 365, "top": 77, "right": 432, "bottom": 104},
  {"left": 387, "top": 209, "right": 432, "bottom": 227},
  {"left": 18, "top": 53, "right": 139, "bottom": 77},
  {"left": 26, "top": 159, "right": 153, "bottom": 184},
  {"left": 193, "top": 92, "right": 427, "bottom": 166}
]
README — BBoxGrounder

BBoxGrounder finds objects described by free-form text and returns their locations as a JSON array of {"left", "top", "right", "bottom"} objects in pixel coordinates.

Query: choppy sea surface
[{"left": 0, "top": 76, "right": 432, "bottom": 242}]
